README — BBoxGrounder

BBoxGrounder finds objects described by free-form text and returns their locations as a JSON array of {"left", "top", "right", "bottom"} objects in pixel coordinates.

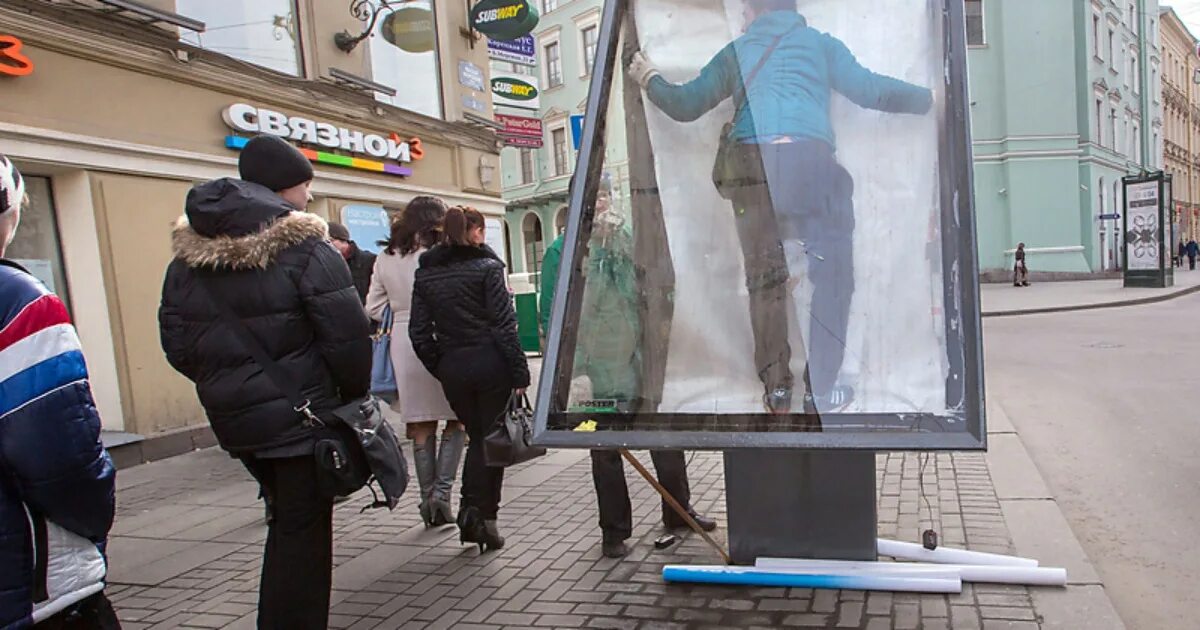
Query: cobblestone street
[{"left": 108, "top": 447, "right": 1048, "bottom": 629}]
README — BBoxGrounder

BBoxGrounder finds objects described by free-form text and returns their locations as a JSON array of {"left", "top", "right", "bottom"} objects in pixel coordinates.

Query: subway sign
[
  {"left": 470, "top": 0, "right": 539, "bottom": 41},
  {"left": 490, "top": 71, "right": 540, "bottom": 110}
]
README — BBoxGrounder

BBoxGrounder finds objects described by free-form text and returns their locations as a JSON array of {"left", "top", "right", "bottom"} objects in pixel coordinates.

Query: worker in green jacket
[{"left": 538, "top": 174, "right": 717, "bottom": 559}]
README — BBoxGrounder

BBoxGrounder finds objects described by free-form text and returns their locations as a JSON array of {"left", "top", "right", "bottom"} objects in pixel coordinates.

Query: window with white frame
[
  {"left": 1093, "top": 13, "right": 1102, "bottom": 59},
  {"left": 551, "top": 127, "right": 569, "bottom": 176},
  {"left": 1096, "top": 98, "right": 1105, "bottom": 146},
  {"left": 1110, "top": 106, "right": 1118, "bottom": 153},
  {"left": 581, "top": 25, "right": 599, "bottom": 74},
  {"left": 1129, "top": 3, "right": 1137, "bottom": 34},
  {"left": 1108, "top": 28, "right": 1115, "bottom": 68},
  {"left": 545, "top": 40, "right": 563, "bottom": 88},
  {"left": 177, "top": 0, "right": 302, "bottom": 76},
  {"left": 1132, "top": 51, "right": 1140, "bottom": 93},
  {"left": 1134, "top": 121, "right": 1142, "bottom": 162},
  {"left": 519, "top": 148, "right": 535, "bottom": 185},
  {"left": 542, "top": 0, "right": 558, "bottom": 14},
  {"left": 367, "top": 0, "right": 443, "bottom": 118},
  {"left": 965, "top": 0, "right": 984, "bottom": 46}
]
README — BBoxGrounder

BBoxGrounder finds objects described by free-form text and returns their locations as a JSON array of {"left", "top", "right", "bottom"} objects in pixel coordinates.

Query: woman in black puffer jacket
[
  {"left": 158, "top": 135, "right": 371, "bottom": 629},
  {"left": 409, "top": 206, "right": 529, "bottom": 552}
]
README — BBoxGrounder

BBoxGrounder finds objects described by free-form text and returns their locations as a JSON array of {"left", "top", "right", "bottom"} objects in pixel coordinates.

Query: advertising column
[{"left": 1123, "top": 171, "right": 1174, "bottom": 288}]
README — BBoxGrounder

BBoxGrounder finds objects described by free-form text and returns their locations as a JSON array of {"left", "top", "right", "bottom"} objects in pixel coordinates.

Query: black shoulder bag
[
  {"left": 196, "top": 277, "right": 409, "bottom": 510},
  {"left": 712, "top": 25, "right": 799, "bottom": 200}
]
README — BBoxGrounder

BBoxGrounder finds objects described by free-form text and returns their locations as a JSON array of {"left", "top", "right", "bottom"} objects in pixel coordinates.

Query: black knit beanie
[{"left": 238, "top": 135, "right": 314, "bottom": 192}]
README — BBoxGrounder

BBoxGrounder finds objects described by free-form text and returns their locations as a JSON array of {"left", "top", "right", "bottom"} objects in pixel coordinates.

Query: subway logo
[{"left": 492, "top": 77, "right": 538, "bottom": 100}]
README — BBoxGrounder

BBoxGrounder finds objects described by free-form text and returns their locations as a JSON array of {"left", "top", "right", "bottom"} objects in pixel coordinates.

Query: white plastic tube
[
  {"left": 662, "top": 565, "right": 962, "bottom": 593},
  {"left": 877, "top": 538, "right": 1039, "bottom": 567},
  {"left": 756, "top": 558, "right": 1067, "bottom": 587}
]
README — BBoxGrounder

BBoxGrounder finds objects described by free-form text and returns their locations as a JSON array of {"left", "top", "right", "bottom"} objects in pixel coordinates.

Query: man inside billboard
[
  {"left": 543, "top": 174, "right": 716, "bottom": 557},
  {"left": 627, "top": 0, "right": 933, "bottom": 414}
]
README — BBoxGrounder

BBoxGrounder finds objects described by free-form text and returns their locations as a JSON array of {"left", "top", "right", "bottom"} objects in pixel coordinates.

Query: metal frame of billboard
[{"left": 532, "top": 0, "right": 986, "bottom": 450}]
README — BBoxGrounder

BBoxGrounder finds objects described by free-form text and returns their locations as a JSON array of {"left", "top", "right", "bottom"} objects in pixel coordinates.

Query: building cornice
[{"left": 0, "top": 0, "right": 500, "bottom": 153}]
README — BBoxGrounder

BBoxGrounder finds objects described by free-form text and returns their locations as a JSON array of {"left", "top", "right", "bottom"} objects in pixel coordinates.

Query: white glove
[{"left": 627, "top": 51, "right": 661, "bottom": 89}]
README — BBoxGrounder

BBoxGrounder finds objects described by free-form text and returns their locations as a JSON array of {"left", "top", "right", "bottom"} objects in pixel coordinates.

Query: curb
[
  {"left": 982, "top": 282, "right": 1200, "bottom": 318},
  {"left": 984, "top": 400, "right": 1127, "bottom": 629}
]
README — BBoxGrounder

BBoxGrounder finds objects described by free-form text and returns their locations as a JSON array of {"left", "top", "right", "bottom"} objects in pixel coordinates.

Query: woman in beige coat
[{"left": 367, "top": 196, "right": 464, "bottom": 527}]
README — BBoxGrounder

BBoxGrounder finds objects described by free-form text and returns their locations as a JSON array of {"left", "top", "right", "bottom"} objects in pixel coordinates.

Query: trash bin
[{"left": 514, "top": 292, "right": 540, "bottom": 353}]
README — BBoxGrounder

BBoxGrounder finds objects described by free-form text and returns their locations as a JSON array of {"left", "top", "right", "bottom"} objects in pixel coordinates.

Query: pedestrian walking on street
[
  {"left": 410, "top": 206, "right": 529, "bottom": 553},
  {"left": 366, "top": 196, "right": 465, "bottom": 528},
  {"left": 539, "top": 178, "right": 717, "bottom": 558},
  {"left": 328, "top": 221, "right": 376, "bottom": 303},
  {"left": 627, "top": 0, "right": 933, "bottom": 413},
  {"left": 1177, "top": 239, "right": 1185, "bottom": 268},
  {"left": 1, "top": 155, "right": 120, "bottom": 629},
  {"left": 158, "top": 135, "right": 372, "bottom": 630},
  {"left": 1014, "top": 242, "right": 1030, "bottom": 286},
  {"left": 1188, "top": 239, "right": 1198, "bottom": 270}
]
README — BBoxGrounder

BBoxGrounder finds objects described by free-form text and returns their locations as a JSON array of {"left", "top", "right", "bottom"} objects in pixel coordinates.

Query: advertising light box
[{"left": 534, "top": 0, "right": 986, "bottom": 450}]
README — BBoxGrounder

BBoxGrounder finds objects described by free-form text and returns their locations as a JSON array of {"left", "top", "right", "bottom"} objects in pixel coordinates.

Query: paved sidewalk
[
  {"left": 106, "top": 434, "right": 1098, "bottom": 629},
  {"left": 981, "top": 268, "right": 1200, "bottom": 316}
]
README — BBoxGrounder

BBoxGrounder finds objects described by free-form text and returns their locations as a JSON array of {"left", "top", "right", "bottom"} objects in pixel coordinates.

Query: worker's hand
[{"left": 627, "top": 51, "right": 661, "bottom": 89}]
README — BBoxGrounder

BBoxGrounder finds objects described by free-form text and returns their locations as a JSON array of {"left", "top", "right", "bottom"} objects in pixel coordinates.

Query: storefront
[{"left": 1, "top": 1, "right": 506, "bottom": 456}]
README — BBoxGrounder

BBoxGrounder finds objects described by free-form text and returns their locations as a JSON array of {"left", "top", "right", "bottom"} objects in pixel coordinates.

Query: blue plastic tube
[{"left": 661, "top": 565, "right": 961, "bottom": 593}]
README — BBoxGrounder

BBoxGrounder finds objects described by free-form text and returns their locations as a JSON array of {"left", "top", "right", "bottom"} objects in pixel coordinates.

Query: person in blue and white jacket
[{"left": 0, "top": 154, "right": 118, "bottom": 629}]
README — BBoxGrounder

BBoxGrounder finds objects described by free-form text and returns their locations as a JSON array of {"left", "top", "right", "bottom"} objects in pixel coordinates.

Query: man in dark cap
[
  {"left": 159, "top": 135, "right": 371, "bottom": 629},
  {"left": 327, "top": 221, "right": 376, "bottom": 303}
]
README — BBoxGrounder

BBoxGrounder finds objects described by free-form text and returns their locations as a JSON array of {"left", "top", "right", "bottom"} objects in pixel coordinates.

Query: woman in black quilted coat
[
  {"left": 158, "top": 135, "right": 371, "bottom": 629},
  {"left": 410, "top": 206, "right": 530, "bottom": 552}
]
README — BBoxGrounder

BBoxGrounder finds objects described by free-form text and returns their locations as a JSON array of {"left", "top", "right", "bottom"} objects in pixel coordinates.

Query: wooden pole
[{"left": 619, "top": 448, "right": 731, "bottom": 565}]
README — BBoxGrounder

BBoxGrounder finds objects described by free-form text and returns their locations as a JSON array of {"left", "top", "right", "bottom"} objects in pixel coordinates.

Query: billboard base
[{"left": 724, "top": 451, "right": 877, "bottom": 565}]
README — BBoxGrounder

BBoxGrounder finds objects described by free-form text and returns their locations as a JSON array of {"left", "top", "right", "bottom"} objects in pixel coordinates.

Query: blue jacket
[
  {"left": 0, "top": 260, "right": 116, "bottom": 629},
  {"left": 646, "top": 11, "right": 933, "bottom": 146}
]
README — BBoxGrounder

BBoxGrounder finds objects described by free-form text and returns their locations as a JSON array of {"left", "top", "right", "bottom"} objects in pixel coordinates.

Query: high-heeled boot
[
  {"left": 411, "top": 439, "right": 438, "bottom": 527},
  {"left": 457, "top": 505, "right": 484, "bottom": 546},
  {"left": 429, "top": 429, "right": 465, "bottom": 526},
  {"left": 480, "top": 520, "right": 505, "bottom": 553}
]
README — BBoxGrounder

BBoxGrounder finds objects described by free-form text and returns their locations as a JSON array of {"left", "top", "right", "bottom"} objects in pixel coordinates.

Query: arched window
[
  {"left": 522, "top": 212, "right": 545, "bottom": 274},
  {"left": 554, "top": 205, "right": 568, "bottom": 234}
]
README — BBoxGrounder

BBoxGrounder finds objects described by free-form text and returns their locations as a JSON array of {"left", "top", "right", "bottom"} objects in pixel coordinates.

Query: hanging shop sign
[
  {"left": 495, "top": 113, "right": 543, "bottom": 139},
  {"left": 380, "top": 6, "right": 436, "bottom": 54},
  {"left": 0, "top": 35, "right": 34, "bottom": 77},
  {"left": 570, "top": 114, "right": 585, "bottom": 150},
  {"left": 470, "top": 0, "right": 539, "bottom": 42},
  {"left": 487, "top": 34, "right": 537, "bottom": 66},
  {"left": 490, "top": 71, "right": 540, "bottom": 110},
  {"left": 222, "top": 103, "right": 424, "bottom": 177}
]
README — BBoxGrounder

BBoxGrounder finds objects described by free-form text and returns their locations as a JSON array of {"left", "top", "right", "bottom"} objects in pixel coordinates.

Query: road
[{"left": 985, "top": 293, "right": 1200, "bottom": 630}]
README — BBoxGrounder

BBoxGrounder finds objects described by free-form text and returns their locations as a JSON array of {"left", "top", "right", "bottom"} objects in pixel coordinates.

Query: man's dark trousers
[{"left": 592, "top": 450, "right": 692, "bottom": 544}]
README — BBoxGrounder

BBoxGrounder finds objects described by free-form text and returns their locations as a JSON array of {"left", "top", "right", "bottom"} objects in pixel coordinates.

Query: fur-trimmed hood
[
  {"left": 172, "top": 177, "right": 328, "bottom": 270},
  {"left": 171, "top": 210, "right": 329, "bottom": 270}
]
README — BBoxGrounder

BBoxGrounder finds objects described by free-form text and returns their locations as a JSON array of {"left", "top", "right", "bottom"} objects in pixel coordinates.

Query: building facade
[
  {"left": 968, "top": 0, "right": 1161, "bottom": 275},
  {"left": 0, "top": 0, "right": 505, "bottom": 450},
  {"left": 493, "top": 0, "right": 628, "bottom": 291},
  {"left": 1160, "top": 6, "right": 1200, "bottom": 242}
]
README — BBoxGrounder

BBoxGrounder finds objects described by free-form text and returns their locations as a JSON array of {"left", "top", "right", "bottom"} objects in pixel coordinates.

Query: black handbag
[
  {"left": 197, "top": 277, "right": 409, "bottom": 509},
  {"left": 483, "top": 392, "right": 546, "bottom": 467},
  {"left": 711, "top": 25, "right": 800, "bottom": 200}
]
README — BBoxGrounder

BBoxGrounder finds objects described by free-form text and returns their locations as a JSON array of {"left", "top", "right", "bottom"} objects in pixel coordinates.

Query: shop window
[
  {"left": 519, "top": 148, "right": 535, "bottom": 184},
  {"left": 546, "top": 41, "right": 563, "bottom": 88},
  {"left": 7, "top": 176, "right": 70, "bottom": 311},
  {"left": 551, "top": 127, "right": 569, "bottom": 176},
  {"left": 369, "top": 0, "right": 443, "bottom": 118},
  {"left": 177, "top": 0, "right": 301, "bottom": 76},
  {"left": 582, "top": 25, "right": 599, "bottom": 74},
  {"left": 965, "top": 0, "right": 984, "bottom": 46}
]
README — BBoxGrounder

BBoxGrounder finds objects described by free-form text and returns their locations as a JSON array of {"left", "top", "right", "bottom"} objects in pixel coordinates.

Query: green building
[
  {"left": 493, "top": 0, "right": 628, "bottom": 293},
  {"left": 968, "top": 0, "right": 1162, "bottom": 275}
]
